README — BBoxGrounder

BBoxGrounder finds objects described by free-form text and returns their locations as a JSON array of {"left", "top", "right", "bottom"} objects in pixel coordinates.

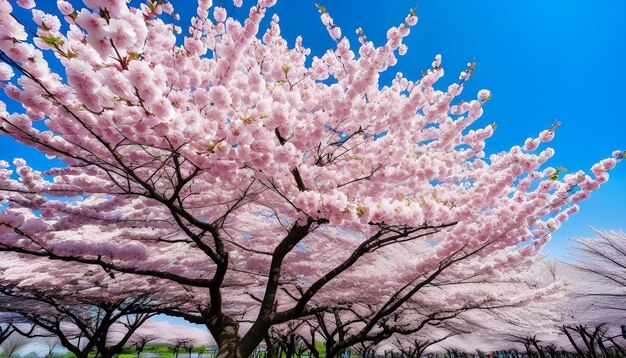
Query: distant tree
[
  {"left": 173, "top": 338, "right": 195, "bottom": 358},
  {"left": 0, "top": 283, "right": 157, "bottom": 358},
  {"left": 561, "top": 230, "right": 626, "bottom": 356},
  {"left": 291, "top": 257, "right": 564, "bottom": 358},
  {"left": 392, "top": 333, "right": 456, "bottom": 358},
  {"left": 571, "top": 230, "right": 626, "bottom": 308},
  {"left": 133, "top": 335, "right": 157, "bottom": 358},
  {"left": 182, "top": 340, "right": 194, "bottom": 358},
  {"left": 0, "top": 254, "right": 180, "bottom": 358}
]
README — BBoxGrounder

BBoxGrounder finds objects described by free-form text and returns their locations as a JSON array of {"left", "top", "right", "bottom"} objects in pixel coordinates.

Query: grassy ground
[{"left": 0, "top": 343, "right": 364, "bottom": 358}]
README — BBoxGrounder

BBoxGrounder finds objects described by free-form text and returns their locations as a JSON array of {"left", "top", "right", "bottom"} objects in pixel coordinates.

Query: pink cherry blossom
[
  {"left": 538, "top": 129, "right": 555, "bottom": 142},
  {"left": 0, "top": 63, "right": 13, "bottom": 81},
  {"left": 108, "top": 19, "right": 137, "bottom": 49},
  {"left": 0, "top": 1, "right": 621, "bottom": 357},
  {"left": 56, "top": 0, "right": 73, "bottom": 16},
  {"left": 17, "top": 0, "right": 35, "bottom": 9},
  {"left": 477, "top": 89, "right": 491, "bottom": 102}
]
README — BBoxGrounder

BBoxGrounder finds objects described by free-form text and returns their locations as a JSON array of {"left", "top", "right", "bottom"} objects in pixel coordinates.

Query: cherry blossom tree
[
  {"left": 570, "top": 230, "right": 626, "bottom": 310},
  {"left": 0, "top": 287, "right": 157, "bottom": 358},
  {"left": 0, "top": 0, "right": 623, "bottom": 357},
  {"left": 182, "top": 339, "right": 196, "bottom": 358},
  {"left": 173, "top": 338, "right": 195, "bottom": 358},
  {"left": 552, "top": 230, "right": 626, "bottom": 357},
  {"left": 0, "top": 254, "right": 172, "bottom": 358},
  {"left": 120, "top": 319, "right": 215, "bottom": 348},
  {"left": 391, "top": 332, "right": 456, "bottom": 358},
  {"left": 286, "top": 255, "right": 566, "bottom": 357},
  {"left": 132, "top": 334, "right": 158, "bottom": 358},
  {"left": 448, "top": 260, "right": 572, "bottom": 357}
]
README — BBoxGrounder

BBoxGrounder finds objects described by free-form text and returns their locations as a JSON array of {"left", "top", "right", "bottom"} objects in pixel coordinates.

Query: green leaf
[
  {"left": 40, "top": 36, "right": 61, "bottom": 46},
  {"left": 549, "top": 167, "right": 567, "bottom": 181}
]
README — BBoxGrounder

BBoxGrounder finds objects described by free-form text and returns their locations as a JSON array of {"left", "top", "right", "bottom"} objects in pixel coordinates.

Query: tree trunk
[
  {"left": 285, "top": 335, "right": 296, "bottom": 358},
  {"left": 524, "top": 343, "right": 534, "bottom": 358},
  {"left": 561, "top": 327, "right": 586, "bottom": 358},
  {"left": 416, "top": 347, "right": 427, "bottom": 358},
  {"left": 264, "top": 335, "right": 275, "bottom": 358},
  {"left": 303, "top": 330, "right": 320, "bottom": 358},
  {"left": 577, "top": 329, "right": 596, "bottom": 358},
  {"left": 326, "top": 341, "right": 338, "bottom": 358},
  {"left": 595, "top": 338, "right": 610, "bottom": 358},
  {"left": 208, "top": 315, "right": 241, "bottom": 358},
  {"left": 98, "top": 350, "right": 117, "bottom": 358},
  {"left": 530, "top": 341, "right": 546, "bottom": 358}
]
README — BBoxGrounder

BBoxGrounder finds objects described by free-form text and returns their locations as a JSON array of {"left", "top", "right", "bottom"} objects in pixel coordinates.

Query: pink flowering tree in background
[
  {"left": 0, "top": 0, "right": 623, "bottom": 356},
  {"left": 553, "top": 230, "right": 626, "bottom": 357},
  {"left": 131, "top": 334, "right": 157, "bottom": 358},
  {"left": 287, "top": 256, "right": 565, "bottom": 358},
  {"left": 570, "top": 230, "right": 626, "bottom": 311},
  {"left": 0, "top": 253, "right": 185, "bottom": 358},
  {"left": 440, "top": 259, "right": 569, "bottom": 358},
  {"left": 120, "top": 319, "right": 214, "bottom": 353},
  {"left": 172, "top": 338, "right": 196, "bottom": 358},
  {"left": 390, "top": 331, "right": 457, "bottom": 358},
  {"left": 317, "top": 258, "right": 568, "bottom": 357}
]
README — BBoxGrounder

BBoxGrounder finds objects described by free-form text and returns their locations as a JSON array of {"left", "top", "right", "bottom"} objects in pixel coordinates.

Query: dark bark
[
  {"left": 207, "top": 313, "right": 241, "bottom": 358},
  {"left": 264, "top": 335, "right": 276, "bottom": 358},
  {"left": 545, "top": 344, "right": 558, "bottom": 358},
  {"left": 300, "top": 330, "right": 319, "bottom": 358},
  {"left": 326, "top": 339, "right": 338, "bottom": 358},
  {"left": 529, "top": 337, "right": 547, "bottom": 358},
  {"left": 238, "top": 221, "right": 314, "bottom": 358},
  {"left": 284, "top": 334, "right": 296, "bottom": 358},
  {"left": 595, "top": 336, "right": 610, "bottom": 358},
  {"left": 561, "top": 326, "right": 587, "bottom": 358}
]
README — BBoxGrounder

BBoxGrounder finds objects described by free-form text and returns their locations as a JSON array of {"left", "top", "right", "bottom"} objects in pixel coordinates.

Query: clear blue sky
[{"left": 2, "top": 0, "right": 625, "bottom": 258}]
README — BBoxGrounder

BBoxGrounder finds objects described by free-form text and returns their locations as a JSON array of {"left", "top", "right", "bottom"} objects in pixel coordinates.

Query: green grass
[
  {"left": 1, "top": 343, "right": 363, "bottom": 358},
  {"left": 118, "top": 354, "right": 210, "bottom": 358}
]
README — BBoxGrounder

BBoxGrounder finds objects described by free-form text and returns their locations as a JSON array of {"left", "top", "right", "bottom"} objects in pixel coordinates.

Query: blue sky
[{"left": 2, "top": 0, "right": 625, "bottom": 259}]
